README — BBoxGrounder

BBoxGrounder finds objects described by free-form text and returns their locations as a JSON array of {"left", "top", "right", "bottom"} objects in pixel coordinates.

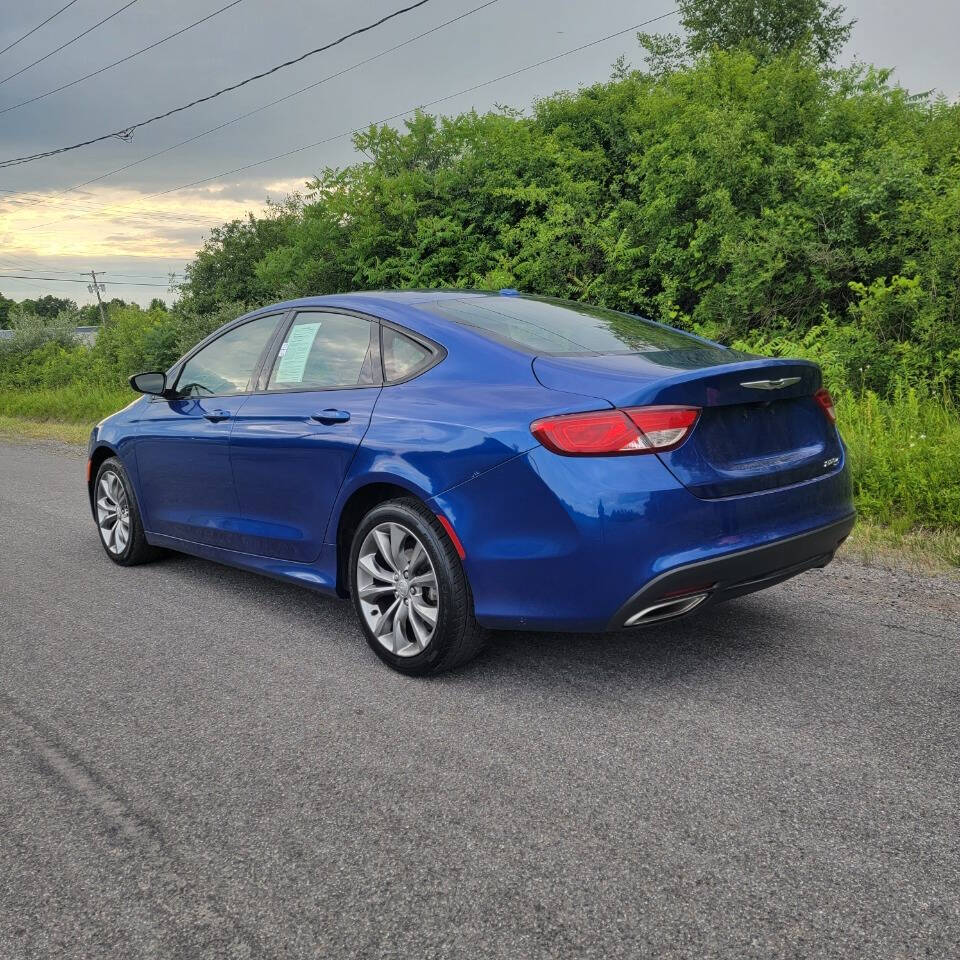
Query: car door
[
  {"left": 229, "top": 309, "right": 382, "bottom": 562},
  {"left": 132, "top": 312, "right": 284, "bottom": 549}
]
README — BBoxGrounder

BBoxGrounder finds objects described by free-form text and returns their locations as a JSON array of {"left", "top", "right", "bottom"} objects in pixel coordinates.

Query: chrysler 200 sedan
[{"left": 87, "top": 291, "right": 855, "bottom": 675}]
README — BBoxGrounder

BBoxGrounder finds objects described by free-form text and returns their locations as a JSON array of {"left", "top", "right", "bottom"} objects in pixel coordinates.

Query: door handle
[
  {"left": 311, "top": 409, "right": 351, "bottom": 425},
  {"left": 204, "top": 410, "right": 232, "bottom": 423}
]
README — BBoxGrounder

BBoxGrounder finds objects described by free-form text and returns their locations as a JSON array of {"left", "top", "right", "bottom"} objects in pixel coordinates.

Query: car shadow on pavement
[
  {"left": 458, "top": 596, "right": 793, "bottom": 689},
  {"left": 152, "top": 549, "right": 795, "bottom": 686}
]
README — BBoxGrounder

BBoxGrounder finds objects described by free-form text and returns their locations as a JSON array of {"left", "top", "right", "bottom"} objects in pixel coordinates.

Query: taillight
[
  {"left": 531, "top": 406, "right": 700, "bottom": 456},
  {"left": 814, "top": 388, "right": 837, "bottom": 425},
  {"left": 625, "top": 407, "right": 700, "bottom": 450}
]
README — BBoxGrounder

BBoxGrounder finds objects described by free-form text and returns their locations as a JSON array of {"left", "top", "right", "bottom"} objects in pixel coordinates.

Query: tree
[
  {"left": 0, "top": 292, "right": 13, "bottom": 328},
  {"left": 181, "top": 199, "right": 301, "bottom": 314},
  {"left": 78, "top": 303, "right": 103, "bottom": 325},
  {"left": 176, "top": 48, "right": 960, "bottom": 398},
  {"left": 0, "top": 304, "right": 78, "bottom": 354},
  {"left": 677, "top": 0, "right": 853, "bottom": 64},
  {"left": 19, "top": 294, "right": 77, "bottom": 319}
]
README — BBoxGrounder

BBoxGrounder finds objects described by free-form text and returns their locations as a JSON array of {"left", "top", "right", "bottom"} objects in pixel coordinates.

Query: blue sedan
[{"left": 87, "top": 291, "right": 855, "bottom": 675}]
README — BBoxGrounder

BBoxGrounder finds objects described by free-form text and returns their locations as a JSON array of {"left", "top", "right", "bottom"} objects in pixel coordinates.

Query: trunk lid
[{"left": 532, "top": 349, "right": 844, "bottom": 499}]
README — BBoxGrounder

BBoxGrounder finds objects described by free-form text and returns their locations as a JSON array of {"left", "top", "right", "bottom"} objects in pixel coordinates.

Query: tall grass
[
  {"left": 0, "top": 384, "right": 133, "bottom": 422},
  {"left": 838, "top": 386, "right": 960, "bottom": 534}
]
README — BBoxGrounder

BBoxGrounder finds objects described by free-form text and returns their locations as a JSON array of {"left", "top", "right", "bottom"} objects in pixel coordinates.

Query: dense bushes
[
  {"left": 173, "top": 49, "right": 960, "bottom": 398},
  {"left": 0, "top": 300, "right": 245, "bottom": 397},
  {"left": 1, "top": 42, "right": 958, "bottom": 547}
]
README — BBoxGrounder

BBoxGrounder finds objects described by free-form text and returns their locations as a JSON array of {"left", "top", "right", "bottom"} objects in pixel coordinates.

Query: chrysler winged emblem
[{"left": 740, "top": 377, "right": 802, "bottom": 391}]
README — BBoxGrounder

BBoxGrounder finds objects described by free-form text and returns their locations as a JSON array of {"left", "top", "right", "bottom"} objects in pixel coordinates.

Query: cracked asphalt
[{"left": 1, "top": 439, "right": 958, "bottom": 959}]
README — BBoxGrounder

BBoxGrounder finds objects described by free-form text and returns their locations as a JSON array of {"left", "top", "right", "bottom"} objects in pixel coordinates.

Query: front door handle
[
  {"left": 311, "top": 409, "right": 351, "bottom": 425},
  {"left": 204, "top": 410, "right": 232, "bottom": 423}
]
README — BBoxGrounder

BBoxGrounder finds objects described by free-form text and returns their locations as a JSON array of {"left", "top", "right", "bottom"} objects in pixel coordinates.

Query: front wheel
[
  {"left": 349, "top": 499, "right": 486, "bottom": 676},
  {"left": 93, "top": 457, "right": 162, "bottom": 566}
]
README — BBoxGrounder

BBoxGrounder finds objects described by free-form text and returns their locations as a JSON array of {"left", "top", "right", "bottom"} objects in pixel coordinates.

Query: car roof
[
  {"left": 252, "top": 290, "right": 498, "bottom": 313},
  {"left": 239, "top": 290, "right": 521, "bottom": 346}
]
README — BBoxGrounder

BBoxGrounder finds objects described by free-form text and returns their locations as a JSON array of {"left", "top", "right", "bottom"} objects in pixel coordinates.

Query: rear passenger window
[
  {"left": 268, "top": 312, "right": 378, "bottom": 390},
  {"left": 382, "top": 327, "right": 432, "bottom": 381}
]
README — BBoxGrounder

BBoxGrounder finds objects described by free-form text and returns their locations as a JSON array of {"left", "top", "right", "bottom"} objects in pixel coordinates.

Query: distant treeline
[{"left": 0, "top": 293, "right": 162, "bottom": 329}]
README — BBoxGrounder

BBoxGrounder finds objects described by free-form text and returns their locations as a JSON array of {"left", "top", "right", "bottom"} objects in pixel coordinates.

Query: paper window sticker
[{"left": 274, "top": 321, "right": 322, "bottom": 383}]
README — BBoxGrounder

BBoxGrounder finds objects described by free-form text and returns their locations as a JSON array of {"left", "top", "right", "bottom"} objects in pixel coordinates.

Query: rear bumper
[
  {"left": 430, "top": 444, "right": 856, "bottom": 633},
  {"left": 607, "top": 513, "right": 855, "bottom": 629}
]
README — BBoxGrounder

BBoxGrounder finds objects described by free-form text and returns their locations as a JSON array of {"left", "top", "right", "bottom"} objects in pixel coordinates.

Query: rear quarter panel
[{"left": 326, "top": 311, "right": 610, "bottom": 542}]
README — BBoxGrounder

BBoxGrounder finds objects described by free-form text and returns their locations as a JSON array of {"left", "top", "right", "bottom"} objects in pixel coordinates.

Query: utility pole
[{"left": 88, "top": 270, "right": 107, "bottom": 324}]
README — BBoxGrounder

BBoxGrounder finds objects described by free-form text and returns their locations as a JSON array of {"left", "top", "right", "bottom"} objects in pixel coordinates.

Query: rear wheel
[
  {"left": 93, "top": 457, "right": 162, "bottom": 566},
  {"left": 349, "top": 498, "right": 485, "bottom": 676}
]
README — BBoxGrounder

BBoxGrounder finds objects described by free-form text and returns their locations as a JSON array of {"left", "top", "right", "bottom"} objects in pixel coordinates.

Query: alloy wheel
[
  {"left": 96, "top": 470, "right": 130, "bottom": 555},
  {"left": 356, "top": 521, "right": 439, "bottom": 657}
]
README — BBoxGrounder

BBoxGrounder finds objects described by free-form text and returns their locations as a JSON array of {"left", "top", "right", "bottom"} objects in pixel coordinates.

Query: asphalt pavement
[{"left": 1, "top": 439, "right": 958, "bottom": 959}]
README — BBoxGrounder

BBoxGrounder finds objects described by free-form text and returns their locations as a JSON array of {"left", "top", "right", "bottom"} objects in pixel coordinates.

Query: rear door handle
[
  {"left": 204, "top": 410, "right": 232, "bottom": 423},
  {"left": 311, "top": 409, "right": 351, "bottom": 425}
]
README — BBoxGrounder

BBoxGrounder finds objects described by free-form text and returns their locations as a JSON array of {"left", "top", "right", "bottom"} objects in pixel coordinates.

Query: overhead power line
[
  {"left": 0, "top": 0, "right": 249, "bottom": 117},
  {"left": 0, "top": 252, "right": 94, "bottom": 273},
  {"left": 0, "top": 0, "right": 435, "bottom": 168},
  {"left": 0, "top": 1, "right": 82, "bottom": 58},
  {"left": 0, "top": 273, "right": 171, "bottom": 287},
  {"left": 2, "top": 0, "right": 502, "bottom": 208},
  {"left": 0, "top": 0, "right": 141, "bottom": 89},
  {"left": 57, "top": 11, "right": 686, "bottom": 227},
  {"left": 0, "top": 263, "right": 184, "bottom": 279},
  {"left": 0, "top": 251, "right": 185, "bottom": 277},
  {"left": 106, "top": 271, "right": 184, "bottom": 279},
  {"left": 11, "top": 9, "right": 678, "bottom": 235},
  {"left": 0, "top": 191, "right": 227, "bottom": 225}
]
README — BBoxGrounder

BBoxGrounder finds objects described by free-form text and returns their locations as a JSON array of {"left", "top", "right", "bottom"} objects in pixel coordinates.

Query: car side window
[
  {"left": 176, "top": 314, "right": 281, "bottom": 397},
  {"left": 267, "top": 312, "right": 378, "bottom": 390},
  {"left": 382, "top": 326, "right": 433, "bottom": 382}
]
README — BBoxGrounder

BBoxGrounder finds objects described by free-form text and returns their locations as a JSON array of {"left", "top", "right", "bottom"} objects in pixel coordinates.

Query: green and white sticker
[{"left": 274, "top": 321, "right": 321, "bottom": 383}]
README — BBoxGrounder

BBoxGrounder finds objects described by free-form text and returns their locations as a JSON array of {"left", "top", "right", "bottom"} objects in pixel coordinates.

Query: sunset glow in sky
[{"left": 1, "top": 180, "right": 301, "bottom": 260}]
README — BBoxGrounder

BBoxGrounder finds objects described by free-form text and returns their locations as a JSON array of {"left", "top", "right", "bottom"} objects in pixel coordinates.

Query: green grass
[
  {"left": 0, "top": 415, "right": 92, "bottom": 446},
  {"left": 838, "top": 387, "right": 960, "bottom": 534},
  {"left": 843, "top": 520, "right": 960, "bottom": 575},
  {"left": 0, "top": 384, "right": 132, "bottom": 447},
  {"left": 0, "top": 384, "right": 133, "bottom": 423}
]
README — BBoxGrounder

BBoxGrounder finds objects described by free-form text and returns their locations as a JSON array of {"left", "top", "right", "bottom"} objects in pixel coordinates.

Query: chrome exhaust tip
[{"left": 623, "top": 592, "right": 709, "bottom": 628}]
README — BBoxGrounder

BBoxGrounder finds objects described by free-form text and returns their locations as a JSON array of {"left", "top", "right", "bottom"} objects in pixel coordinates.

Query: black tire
[
  {"left": 92, "top": 457, "right": 163, "bottom": 566},
  {"left": 348, "top": 498, "right": 486, "bottom": 676}
]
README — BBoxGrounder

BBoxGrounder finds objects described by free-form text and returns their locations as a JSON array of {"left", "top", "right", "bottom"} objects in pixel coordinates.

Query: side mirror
[{"left": 129, "top": 371, "right": 169, "bottom": 396}]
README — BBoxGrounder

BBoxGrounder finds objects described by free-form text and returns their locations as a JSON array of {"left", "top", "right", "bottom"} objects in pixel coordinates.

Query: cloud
[{"left": 0, "top": 181, "right": 287, "bottom": 260}]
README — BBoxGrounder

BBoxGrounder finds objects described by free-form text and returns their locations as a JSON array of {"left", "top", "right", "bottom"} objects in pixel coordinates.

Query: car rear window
[{"left": 420, "top": 296, "right": 700, "bottom": 355}]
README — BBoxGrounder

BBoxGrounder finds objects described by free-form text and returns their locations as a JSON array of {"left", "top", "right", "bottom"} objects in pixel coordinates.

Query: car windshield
[{"left": 420, "top": 295, "right": 700, "bottom": 355}]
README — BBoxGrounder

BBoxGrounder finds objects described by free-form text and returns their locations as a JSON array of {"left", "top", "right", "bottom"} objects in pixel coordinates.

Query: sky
[{"left": 0, "top": 0, "right": 957, "bottom": 307}]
